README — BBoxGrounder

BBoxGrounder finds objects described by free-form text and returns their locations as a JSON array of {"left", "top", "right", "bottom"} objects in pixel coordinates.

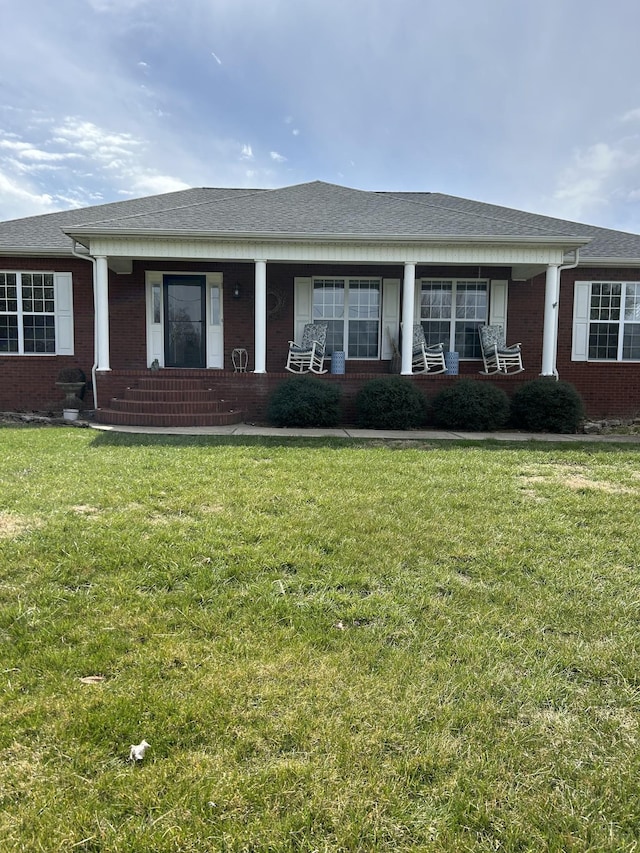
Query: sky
[{"left": 2, "top": 0, "right": 640, "bottom": 232}]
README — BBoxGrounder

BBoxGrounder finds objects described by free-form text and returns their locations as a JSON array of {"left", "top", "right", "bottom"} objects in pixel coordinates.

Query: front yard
[{"left": 1, "top": 428, "right": 639, "bottom": 852}]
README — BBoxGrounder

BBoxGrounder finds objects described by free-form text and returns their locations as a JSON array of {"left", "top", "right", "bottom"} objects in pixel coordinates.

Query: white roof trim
[
  {"left": 0, "top": 247, "right": 75, "bottom": 257},
  {"left": 63, "top": 226, "right": 591, "bottom": 248},
  {"left": 574, "top": 257, "right": 640, "bottom": 267}
]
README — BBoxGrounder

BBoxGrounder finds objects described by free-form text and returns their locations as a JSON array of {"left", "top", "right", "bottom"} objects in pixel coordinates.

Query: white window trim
[
  {"left": 311, "top": 276, "right": 383, "bottom": 360},
  {"left": 573, "top": 280, "right": 640, "bottom": 363},
  {"left": 0, "top": 271, "right": 73, "bottom": 356},
  {"left": 416, "top": 277, "right": 497, "bottom": 359}
]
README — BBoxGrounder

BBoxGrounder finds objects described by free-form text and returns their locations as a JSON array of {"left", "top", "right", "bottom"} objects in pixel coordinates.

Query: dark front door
[{"left": 164, "top": 276, "right": 206, "bottom": 368}]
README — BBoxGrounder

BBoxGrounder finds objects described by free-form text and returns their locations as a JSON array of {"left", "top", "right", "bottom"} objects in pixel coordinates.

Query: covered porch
[{"left": 66, "top": 219, "right": 582, "bottom": 426}]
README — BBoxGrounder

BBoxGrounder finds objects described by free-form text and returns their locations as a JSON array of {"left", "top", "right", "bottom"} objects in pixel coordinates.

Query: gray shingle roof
[
  {"left": 62, "top": 181, "right": 578, "bottom": 240},
  {"left": 0, "top": 188, "right": 257, "bottom": 253},
  {"left": 386, "top": 192, "right": 640, "bottom": 260},
  {"left": 1, "top": 180, "right": 639, "bottom": 260}
]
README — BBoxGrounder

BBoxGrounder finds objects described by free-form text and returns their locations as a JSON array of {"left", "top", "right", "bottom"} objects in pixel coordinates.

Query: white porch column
[
  {"left": 541, "top": 263, "right": 560, "bottom": 376},
  {"left": 254, "top": 259, "right": 267, "bottom": 373},
  {"left": 401, "top": 262, "right": 416, "bottom": 375},
  {"left": 95, "top": 255, "right": 111, "bottom": 371}
]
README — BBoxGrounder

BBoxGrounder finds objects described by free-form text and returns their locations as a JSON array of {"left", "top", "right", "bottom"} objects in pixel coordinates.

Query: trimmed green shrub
[
  {"left": 510, "top": 378, "right": 585, "bottom": 433},
  {"left": 267, "top": 377, "right": 342, "bottom": 427},
  {"left": 431, "top": 380, "right": 510, "bottom": 431},
  {"left": 355, "top": 377, "right": 427, "bottom": 429}
]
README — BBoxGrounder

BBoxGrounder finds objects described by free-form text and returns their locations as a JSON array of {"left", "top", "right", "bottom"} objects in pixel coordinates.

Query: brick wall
[
  {"left": 3, "top": 256, "right": 640, "bottom": 419},
  {"left": 0, "top": 257, "right": 94, "bottom": 410},
  {"left": 555, "top": 266, "right": 640, "bottom": 418}
]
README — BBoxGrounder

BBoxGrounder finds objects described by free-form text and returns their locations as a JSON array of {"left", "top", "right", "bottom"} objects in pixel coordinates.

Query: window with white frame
[
  {"left": 419, "top": 279, "right": 488, "bottom": 358},
  {"left": 586, "top": 282, "right": 640, "bottom": 360},
  {"left": 0, "top": 271, "right": 72, "bottom": 355},
  {"left": 312, "top": 278, "right": 381, "bottom": 357}
]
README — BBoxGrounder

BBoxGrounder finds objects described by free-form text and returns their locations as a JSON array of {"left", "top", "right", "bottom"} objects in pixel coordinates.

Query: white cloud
[
  {"left": 0, "top": 170, "right": 57, "bottom": 219},
  {"left": 270, "top": 151, "right": 286, "bottom": 163},
  {"left": 129, "top": 173, "right": 191, "bottom": 196},
  {"left": 240, "top": 144, "right": 254, "bottom": 160},
  {"left": 86, "top": 0, "right": 150, "bottom": 12},
  {"left": 0, "top": 115, "right": 193, "bottom": 217},
  {"left": 52, "top": 118, "right": 143, "bottom": 163},
  {"left": 548, "top": 138, "right": 640, "bottom": 226},
  {"left": 0, "top": 140, "right": 32, "bottom": 153},
  {"left": 20, "top": 149, "right": 77, "bottom": 163},
  {"left": 0, "top": 144, "right": 79, "bottom": 166},
  {"left": 211, "top": 51, "right": 222, "bottom": 65}
]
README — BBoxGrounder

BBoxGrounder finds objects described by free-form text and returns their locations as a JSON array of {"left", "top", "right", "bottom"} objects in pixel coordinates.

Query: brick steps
[
  {"left": 96, "top": 409, "right": 243, "bottom": 427},
  {"left": 107, "top": 398, "right": 232, "bottom": 415},
  {"left": 125, "top": 388, "right": 225, "bottom": 402},
  {"left": 95, "top": 376, "right": 243, "bottom": 427}
]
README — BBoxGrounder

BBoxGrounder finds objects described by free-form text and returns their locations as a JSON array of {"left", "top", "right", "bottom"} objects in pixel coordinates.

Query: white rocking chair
[
  {"left": 286, "top": 322, "right": 328, "bottom": 374},
  {"left": 478, "top": 324, "right": 524, "bottom": 374},
  {"left": 410, "top": 324, "right": 447, "bottom": 374}
]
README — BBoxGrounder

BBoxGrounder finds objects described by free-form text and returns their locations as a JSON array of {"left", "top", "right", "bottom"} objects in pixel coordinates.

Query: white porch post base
[
  {"left": 254, "top": 259, "right": 267, "bottom": 373},
  {"left": 401, "top": 262, "right": 416, "bottom": 375},
  {"left": 95, "top": 255, "right": 111, "bottom": 372},
  {"left": 541, "top": 263, "right": 559, "bottom": 376}
]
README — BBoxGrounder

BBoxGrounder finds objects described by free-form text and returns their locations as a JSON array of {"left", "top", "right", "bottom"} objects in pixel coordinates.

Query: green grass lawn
[{"left": 1, "top": 427, "right": 639, "bottom": 852}]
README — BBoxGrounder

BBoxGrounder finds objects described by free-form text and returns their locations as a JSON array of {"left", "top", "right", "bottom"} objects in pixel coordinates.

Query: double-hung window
[
  {"left": 419, "top": 279, "right": 488, "bottom": 358},
  {"left": 312, "top": 278, "right": 381, "bottom": 357},
  {"left": 0, "top": 271, "right": 73, "bottom": 355},
  {"left": 587, "top": 282, "right": 640, "bottom": 360}
]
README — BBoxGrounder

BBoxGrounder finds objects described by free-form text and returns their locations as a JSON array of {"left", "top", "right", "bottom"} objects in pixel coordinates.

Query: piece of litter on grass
[
  {"left": 129, "top": 739, "right": 150, "bottom": 761},
  {"left": 334, "top": 621, "right": 346, "bottom": 630},
  {"left": 79, "top": 675, "right": 105, "bottom": 684}
]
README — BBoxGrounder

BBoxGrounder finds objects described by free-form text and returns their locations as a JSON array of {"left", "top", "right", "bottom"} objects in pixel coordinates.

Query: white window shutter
[
  {"left": 293, "top": 277, "right": 312, "bottom": 343},
  {"left": 489, "top": 280, "right": 508, "bottom": 332},
  {"left": 572, "top": 281, "right": 590, "bottom": 361},
  {"left": 381, "top": 279, "right": 400, "bottom": 359},
  {"left": 55, "top": 272, "right": 74, "bottom": 355}
]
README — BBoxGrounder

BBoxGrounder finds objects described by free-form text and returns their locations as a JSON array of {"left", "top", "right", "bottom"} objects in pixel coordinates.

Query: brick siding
[{"left": 2, "top": 257, "right": 640, "bottom": 419}]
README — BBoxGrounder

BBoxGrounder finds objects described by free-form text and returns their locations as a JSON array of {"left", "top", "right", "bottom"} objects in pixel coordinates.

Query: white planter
[{"left": 63, "top": 408, "right": 79, "bottom": 421}]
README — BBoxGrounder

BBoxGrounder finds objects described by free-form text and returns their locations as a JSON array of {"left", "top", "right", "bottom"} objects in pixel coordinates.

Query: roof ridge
[
  {"left": 379, "top": 190, "right": 584, "bottom": 238},
  {"left": 67, "top": 187, "right": 267, "bottom": 228}
]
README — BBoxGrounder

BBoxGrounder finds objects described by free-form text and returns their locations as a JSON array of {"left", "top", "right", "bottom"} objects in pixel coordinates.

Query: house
[{"left": 1, "top": 180, "right": 640, "bottom": 425}]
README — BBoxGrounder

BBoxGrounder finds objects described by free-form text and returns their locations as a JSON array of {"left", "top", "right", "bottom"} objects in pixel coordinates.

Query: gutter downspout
[
  {"left": 70, "top": 241, "right": 99, "bottom": 410},
  {"left": 553, "top": 249, "right": 580, "bottom": 379}
]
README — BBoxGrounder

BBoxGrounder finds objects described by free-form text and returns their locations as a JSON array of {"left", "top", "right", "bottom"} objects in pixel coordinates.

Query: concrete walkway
[{"left": 90, "top": 422, "right": 640, "bottom": 444}]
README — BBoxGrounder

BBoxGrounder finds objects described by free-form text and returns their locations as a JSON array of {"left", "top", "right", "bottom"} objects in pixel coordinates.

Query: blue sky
[{"left": 2, "top": 0, "right": 640, "bottom": 231}]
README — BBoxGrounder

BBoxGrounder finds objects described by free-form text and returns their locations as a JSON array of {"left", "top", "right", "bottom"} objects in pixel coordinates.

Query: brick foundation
[{"left": 92, "top": 368, "right": 528, "bottom": 426}]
